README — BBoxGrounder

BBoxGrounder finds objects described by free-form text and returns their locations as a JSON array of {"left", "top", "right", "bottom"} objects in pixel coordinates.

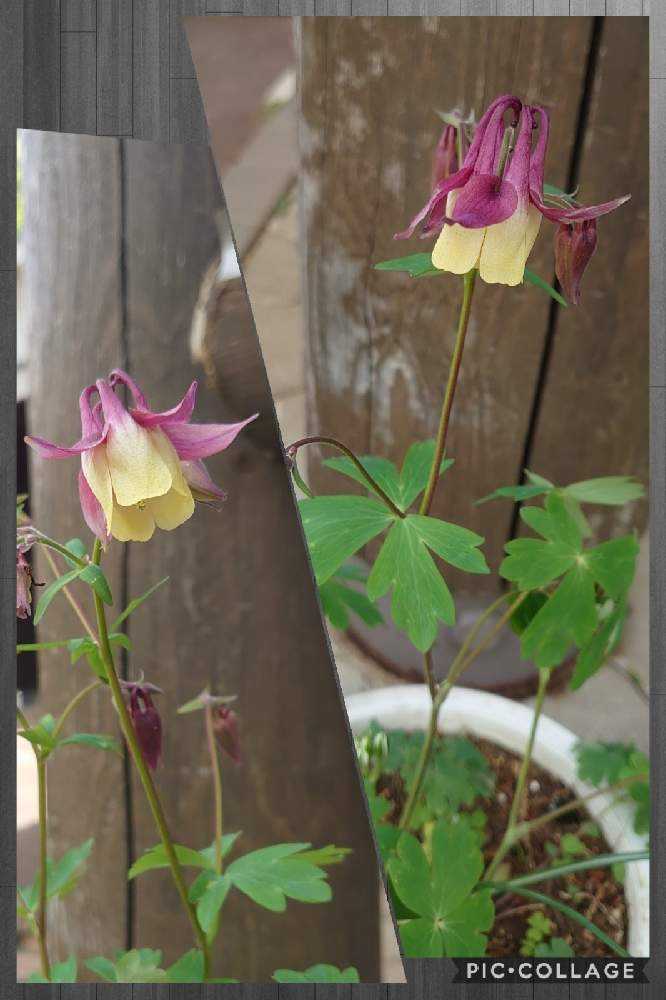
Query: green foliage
[
  {"left": 367, "top": 515, "right": 488, "bottom": 651},
  {"left": 272, "top": 965, "right": 360, "bottom": 983},
  {"left": 323, "top": 441, "right": 454, "bottom": 511},
  {"left": 18, "top": 839, "right": 94, "bottom": 925},
  {"left": 299, "top": 495, "right": 393, "bottom": 585},
  {"left": 523, "top": 268, "right": 568, "bottom": 307},
  {"left": 58, "top": 732, "right": 121, "bottom": 754},
  {"left": 18, "top": 712, "right": 118, "bottom": 759},
  {"left": 535, "top": 938, "right": 575, "bottom": 957},
  {"left": 520, "top": 910, "right": 555, "bottom": 956},
  {"left": 164, "top": 949, "right": 206, "bottom": 982},
  {"left": 319, "top": 564, "right": 384, "bottom": 630},
  {"left": 87, "top": 949, "right": 166, "bottom": 983},
  {"left": 479, "top": 471, "right": 644, "bottom": 508},
  {"left": 128, "top": 833, "right": 240, "bottom": 879},
  {"left": 111, "top": 575, "right": 170, "bottom": 629},
  {"left": 500, "top": 492, "right": 638, "bottom": 669},
  {"left": 34, "top": 569, "right": 87, "bottom": 625},
  {"left": 575, "top": 741, "right": 650, "bottom": 835},
  {"left": 28, "top": 956, "right": 77, "bottom": 983},
  {"left": 374, "top": 252, "right": 440, "bottom": 278},
  {"left": 387, "top": 823, "right": 494, "bottom": 957}
]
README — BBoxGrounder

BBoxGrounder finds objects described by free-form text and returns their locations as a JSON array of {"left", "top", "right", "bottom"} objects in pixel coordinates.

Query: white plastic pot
[{"left": 347, "top": 684, "right": 649, "bottom": 956}]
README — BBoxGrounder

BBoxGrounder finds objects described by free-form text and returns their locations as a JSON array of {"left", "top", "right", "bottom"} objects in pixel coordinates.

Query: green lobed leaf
[
  {"left": 387, "top": 822, "right": 494, "bottom": 958},
  {"left": 299, "top": 495, "right": 393, "bottom": 585},
  {"left": 196, "top": 876, "right": 231, "bottom": 935},
  {"left": 325, "top": 442, "right": 454, "bottom": 512},
  {"left": 21, "top": 839, "right": 94, "bottom": 912},
  {"left": 88, "top": 949, "right": 167, "bottom": 983},
  {"left": 165, "top": 949, "right": 206, "bottom": 983},
  {"left": 566, "top": 476, "right": 644, "bottom": 506},
  {"left": 535, "top": 938, "right": 575, "bottom": 957},
  {"left": 272, "top": 965, "right": 360, "bottom": 983},
  {"left": 128, "top": 841, "right": 221, "bottom": 879},
  {"left": 570, "top": 598, "right": 627, "bottom": 689},
  {"left": 223, "top": 842, "right": 336, "bottom": 913},
  {"left": 367, "top": 515, "right": 487, "bottom": 652},
  {"left": 319, "top": 573, "right": 384, "bottom": 630},
  {"left": 324, "top": 455, "right": 403, "bottom": 505},
  {"left": 85, "top": 956, "right": 118, "bottom": 982},
  {"left": 520, "top": 564, "right": 597, "bottom": 669},
  {"left": 523, "top": 268, "right": 568, "bottom": 307},
  {"left": 62, "top": 540, "right": 113, "bottom": 604}
]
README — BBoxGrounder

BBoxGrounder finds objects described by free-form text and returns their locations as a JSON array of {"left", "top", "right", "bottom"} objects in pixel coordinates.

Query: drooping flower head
[
  {"left": 212, "top": 705, "right": 241, "bottom": 765},
  {"left": 397, "top": 95, "right": 630, "bottom": 294},
  {"left": 26, "top": 370, "right": 257, "bottom": 544},
  {"left": 554, "top": 219, "right": 598, "bottom": 307},
  {"left": 122, "top": 680, "right": 163, "bottom": 772},
  {"left": 16, "top": 539, "right": 33, "bottom": 620}
]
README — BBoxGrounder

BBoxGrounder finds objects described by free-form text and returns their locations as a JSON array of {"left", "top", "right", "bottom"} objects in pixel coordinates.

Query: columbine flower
[
  {"left": 554, "top": 219, "right": 597, "bottom": 306},
  {"left": 396, "top": 95, "right": 629, "bottom": 289},
  {"left": 212, "top": 706, "right": 241, "bottom": 765},
  {"left": 122, "top": 681, "right": 163, "bottom": 771},
  {"left": 25, "top": 370, "right": 256, "bottom": 544}
]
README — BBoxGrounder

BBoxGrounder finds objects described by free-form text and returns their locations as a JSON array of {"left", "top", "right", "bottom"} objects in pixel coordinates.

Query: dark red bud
[
  {"left": 554, "top": 218, "right": 598, "bottom": 306},
  {"left": 212, "top": 706, "right": 241, "bottom": 765},
  {"left": 128, "top": 687, "right": 162, "bottom": 771}
]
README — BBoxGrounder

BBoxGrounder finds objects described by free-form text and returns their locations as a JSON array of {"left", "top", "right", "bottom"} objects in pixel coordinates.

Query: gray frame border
[{"left": 1, "top": 2, "right": 663, "bottom": 997}]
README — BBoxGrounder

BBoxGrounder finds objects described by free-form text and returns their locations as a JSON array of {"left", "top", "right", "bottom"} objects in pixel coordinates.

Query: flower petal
[
  {"left": 110, "top": 502, "right": 156, "bottom": 543},
  {"left": 181, "top": 459, "right": 227, "bottom": 506},
  {"left": 108, "top": 369, "right": 149, "bottom": 409},
  {"left": 25, "top": 432, "right": 103, "bottom": 460},
  {"left": 150, "top": 429, "right": 192, "bottom": 498},
  {"left": 147, "top": 486, "right": 195, "bottom": 531},
  {"left": 451, "top": 175, "right": 519, "bottom": 229},
  {"left": 78, "top": 470, "right": 110, "bottom": 546},
  {"left": 81, "top": 445, "right": 114, "bottom": 536},
  {"left": 162, "top": 413, "right": 258, "bottom": 461},
  {"left": 130, "top": 381, "right": 198, "bottom": 428},
  {"left": 431, "top": 191, "right": 485, "bottom": 274},
  {"left": 479, "top": 203, "right": 542, "bottom": 286}
]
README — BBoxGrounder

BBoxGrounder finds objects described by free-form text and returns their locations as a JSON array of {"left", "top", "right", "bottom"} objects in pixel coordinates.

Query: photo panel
[
  {"left": 188, "top": 13, "right": 650, "bottom": 969},
  {"left": 16, "top": 128, "right": 403, "bottom": 984}
]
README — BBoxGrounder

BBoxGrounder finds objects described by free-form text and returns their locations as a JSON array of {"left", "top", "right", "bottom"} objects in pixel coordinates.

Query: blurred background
[
  {"left": 187, "top": 16, "right": 648, "bottom": 750},
  {"left": 16, "top": 125, "right": 396, "bottom": 981}
]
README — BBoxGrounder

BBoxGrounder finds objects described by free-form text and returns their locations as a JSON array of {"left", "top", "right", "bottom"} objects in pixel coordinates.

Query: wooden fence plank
[
  {"left": 97, "top": 0, "right": 133, "bottom": 136},
  {"left": 22, "top": 0, "right": 61, "bottom": 131},
  {"left": 22, "top": 129, "right": 128, "bottom": 964},
  {"left": 132, "top": 0, "right": 170, "bottom": 141},
  {"left": 169, "top": 77, "right": 209, "bottom": 143},
  {"left": 61, "top": 1, "right": 96, "bottom": 32},
  {"left": 525, "top": 16, "right": 649, "bottom": 539},
  {"left": 171, "top": 0, "right": 209, "bottom": 78}
]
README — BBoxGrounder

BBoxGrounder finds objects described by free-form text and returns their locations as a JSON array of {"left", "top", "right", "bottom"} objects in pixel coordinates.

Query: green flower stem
[
  {"left": 290, "top": 459, "right": 315, "bottom": 499},
  {"left": 41, "top": 545, "right": 96, "bottom": 640},
  {"left": 36, "top": 757, "right": 51, "bottom": 980},
  {"left": 287, "top": 436, "right": 405, "bottom": 519},
  {"left": 512, "top": 772, "right": 647, "bottom": 841},
  {"left": 205, "top": 703, "right": 224, "bottom": 875},
  {"left": 423, "top": 649, "right": 436, "bottom": 699},
  {"left": 16, "top": 705, "right": 30, "bottom": 730},
  {"left": 398, "top": 694, "right": 441, "bottom": 831},
  {"left": 483, "top": 849, "right": 649, "bottom": 893},
  {"left": 485, "top": 667, "right": 551, "bottom": 881},
  {"left": 447, "top": 592, "right": 524, "bottom": 687},
  {"left": 91, "top": 540, "right": 211, "bottom": 978},
  {"left": 419, "top": 268, "right": 477, "bottom": 517},
  {"left": 52, "top": 679, "right": 103, "bottom": 741}
]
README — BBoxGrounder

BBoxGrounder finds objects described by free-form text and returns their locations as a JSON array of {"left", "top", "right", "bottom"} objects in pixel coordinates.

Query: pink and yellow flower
[
  {"left": 397, "top": 95, "right": 630, "bottom": 293},
  {"left": 26, "top": 370, "right": 256, "bottom": 544}
]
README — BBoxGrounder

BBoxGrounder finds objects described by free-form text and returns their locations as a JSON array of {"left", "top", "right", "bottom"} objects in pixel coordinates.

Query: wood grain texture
[
  {"left": 97, "top": 0, "right": 133, "bottom": 136},
  {"left": 300, "top": 16, "right": 592, "bottom": 588},
  {"left": 524, "top": 16, "right": 649, "bottom": 539},
  {"left": 21, "top": 129, "right": 128, "bottom": 959}
]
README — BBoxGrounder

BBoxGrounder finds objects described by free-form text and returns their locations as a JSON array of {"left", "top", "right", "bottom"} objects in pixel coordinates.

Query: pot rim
[{"left": 347, "top": 684, "right": 649, "bottom": 957}]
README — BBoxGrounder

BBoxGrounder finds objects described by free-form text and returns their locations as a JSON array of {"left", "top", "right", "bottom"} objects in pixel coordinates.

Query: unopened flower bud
[
  {"left": 212, "top": 706, "right": 241, "bottom": 765},
  {"left": 431, "top": 124, "right": 459, "bottom": 189},
  {"left": 123, "top": 682, "right": 163, "bottom": 771},
  {"left": 554, "top": 218, "right": 598, "bottom": 306}
]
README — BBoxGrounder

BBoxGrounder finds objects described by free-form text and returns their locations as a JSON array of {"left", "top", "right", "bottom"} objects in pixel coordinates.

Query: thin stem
[
  {"left": 205, "top": 704, "right": 224, "bottom": 875},
  {"left": 485, "top": 667, "right": 551, "bottom": 881},
  {"left": 36, "top": 758, "right": 51, "bottom": 980},
  {"left": 290, "top": 459, "right": 315, "bottom": 499},
  {"left": 287, "top": 436, "right": 405, "bottom": 519},
  {"left": 17, "top": 705, "right": 31, "bottom": 730},
  {"left": 41, "top": 547, "right": 96, "bottom": 640},
  {"left": 446, "top": 591, "right": 520, "bottom": 687},
  {"left": 419, "top": 268, "right": 477, "bottom": 517},
  {"left": 91, "top": 540, "right": 211, "bottom": 977},
  {"left": 513, "top": 772, "right": 647, "bottom": 840},
  {"left": 399, "top": 697, "right": 440, "bottom": 831},
  {"left": 52, "top": 679, "right": 103, "bottom": 741},
  {"left": 483, "top": 850, "right": 649, "bottom": 893},
  {"left": 34, "top": 533, "right": 87, "bottom": 568},
  {"left": 422, "top": 650, "right": 436, "bottom": 699}
]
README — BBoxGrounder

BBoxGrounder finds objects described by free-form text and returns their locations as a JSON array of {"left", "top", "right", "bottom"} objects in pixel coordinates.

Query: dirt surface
[{"left": 379, "top": 735, "right": 627, "bottom": 956}]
